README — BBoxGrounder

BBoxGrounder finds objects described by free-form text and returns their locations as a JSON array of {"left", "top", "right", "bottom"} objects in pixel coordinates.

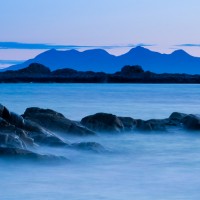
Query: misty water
[{"left": 1, "top": 84, "right": 200, "bottom": 200}]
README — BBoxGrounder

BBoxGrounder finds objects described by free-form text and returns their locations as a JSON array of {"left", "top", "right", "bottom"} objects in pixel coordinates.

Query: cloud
[
  {"left": 175, "top": 44, "right": 200, "bottom": 47},
  {"left": 133, "top": 43, "right": 155, "bottom": 47},
  {"left": 0, "top": 42, "right": 90, "bottom": 50},
  {"left": 0, "top": 42, "right": 155, "bottom": 50}
]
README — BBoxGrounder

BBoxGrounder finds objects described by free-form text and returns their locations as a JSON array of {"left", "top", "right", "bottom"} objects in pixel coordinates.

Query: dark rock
[
  {"left": 0, "top": 147, "right": 67, "bottom": 162},
  {"left": 182, "top": 114, "right": 200, "bottom": 130},
  {"left": 81, "top": 113, "right": 124, "bottom": 133},
  {"left": 169, "top": 112, "right": 188, "bottom": 122},
  {"left": 0, "top": 104, "right": 25, "bottom": 128},
  {"left": 0, "top": 134, "right": 25, "bottom": 149},
  {"left": 22, "top": 119, "right": 68, "bottom": 147},
  {"left": 23, "top": 107, "right": 95, "bottom": 136},
  {"left": 71, "top": 142, "right": 106, "bottom": 153},
  {"left": 0, "top": 105, "right": 67, "bottom": 148},
  {"left": 33, "top": 134, "right": 67, "bottom": 147},
  {"left": 0, "top": 104, "right": 4, "bottom": 116},
  {"left": 0, "top": 118, "right": 33, "bottom": 148},
  {"left": 136, "top": 119, "right": 167, "bottom": 131},
  {"left": 118, "top": 117, "right": 136, "bottom": 131},
  {"left": 146, "top": 119, "right": 167, "bottom": 131},
  {"left": 136, "top": 119, "right": 152, "bottom": 131}
]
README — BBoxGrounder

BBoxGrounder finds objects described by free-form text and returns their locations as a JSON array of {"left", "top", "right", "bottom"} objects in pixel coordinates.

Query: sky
[{"left": 1, "top": 0, "right": 200, "bottom": 68}]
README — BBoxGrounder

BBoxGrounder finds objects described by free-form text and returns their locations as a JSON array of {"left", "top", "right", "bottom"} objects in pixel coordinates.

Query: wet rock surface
[
  {"left": 23, "top": 107, "right": 95, "bottom": 136},
  {"left": 0, "top": 103, "right": 199, "bottom": 162},
  {"left": 81, "top": 113, "right": 124, "bottom": 133}
]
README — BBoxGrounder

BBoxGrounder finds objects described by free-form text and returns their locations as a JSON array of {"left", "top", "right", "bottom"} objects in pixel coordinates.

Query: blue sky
[{"left": 1, "top": 0, "right": 200, "bottom": 68}]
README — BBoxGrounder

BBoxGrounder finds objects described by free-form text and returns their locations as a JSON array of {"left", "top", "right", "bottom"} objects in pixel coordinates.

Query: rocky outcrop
[
  {"left": 0, "top": 104, "right": 104, "bottom": 161},
  {"left": 1, "top": 103, "right": 200, "bottom": 162},
  {"left": 81, "top": 112, "right": 200, "bottom": 133},
  {"left": 23, "top": 107, "right": 95, "bottom": 136}
]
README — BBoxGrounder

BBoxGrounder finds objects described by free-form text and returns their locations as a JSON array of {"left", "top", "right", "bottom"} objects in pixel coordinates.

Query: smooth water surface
[
  {"left": 1, "top": 83, "right": 200, "bottom": 120},
  {"left": 1, "top": 84, "right": 200, "bottom": 200}
]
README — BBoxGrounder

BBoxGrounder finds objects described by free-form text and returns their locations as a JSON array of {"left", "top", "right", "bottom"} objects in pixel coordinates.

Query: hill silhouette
[{"left": 3, "top": 46, "right": 200, "bottom": 74}]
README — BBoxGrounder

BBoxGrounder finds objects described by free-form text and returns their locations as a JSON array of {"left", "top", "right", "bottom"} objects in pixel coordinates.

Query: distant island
[
  {"left": 1, "top": 63, "right": 200, "bottom": 83},
  {"left": 3, "top": 46, "right": 200, "bottom": 74}
]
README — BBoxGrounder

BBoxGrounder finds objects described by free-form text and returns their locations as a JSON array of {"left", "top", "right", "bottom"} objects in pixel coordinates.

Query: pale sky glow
[{"left": 1, "top": 0, "right": 200, "bottom": 67}]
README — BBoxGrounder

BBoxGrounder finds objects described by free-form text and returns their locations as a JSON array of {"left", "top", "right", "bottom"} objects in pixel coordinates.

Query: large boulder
[
  {"left": 23, "top": 107, "right": 95, "bottom": 136},
  {"left": 81, "top": 113, "right": 124, "bottom": 133},
  {"left": 182, "top": 114, "right": 200, "bottom": 130}
]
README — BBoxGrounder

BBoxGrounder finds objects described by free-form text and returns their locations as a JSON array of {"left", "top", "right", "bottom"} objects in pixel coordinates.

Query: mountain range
[{"left": 3, "top": 46, "right": 200, "bottom": 74}]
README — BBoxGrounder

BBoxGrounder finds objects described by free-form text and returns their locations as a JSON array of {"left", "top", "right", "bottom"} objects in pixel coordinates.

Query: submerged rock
[
  {"left": 0, "top": 147, "right": 67, "bottom": 162},
  {"left": 23, "top": 107, "right": 95, "bottom": 136},
  {"left": 71, "top": 142, "right": 106, "bottom": 153}
]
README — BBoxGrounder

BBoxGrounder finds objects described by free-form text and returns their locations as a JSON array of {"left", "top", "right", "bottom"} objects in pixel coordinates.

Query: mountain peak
[
  {"left": 83, "top": 48, "right": 110, "bottom": 55},
  {"left": 127, "top": 46, "right": 152, "bottom": 54},
  {"left": 171, "top": 49, "right": 190, "bottom": 56}
]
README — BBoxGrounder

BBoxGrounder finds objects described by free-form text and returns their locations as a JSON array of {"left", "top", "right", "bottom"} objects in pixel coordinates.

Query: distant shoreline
[{"left": 1, "top": 63, "right": 200, "bottom": 84}]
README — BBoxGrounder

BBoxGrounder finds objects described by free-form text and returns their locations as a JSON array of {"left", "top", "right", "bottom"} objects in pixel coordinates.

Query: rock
[
  {"left": 0, "top": 134, "right": 25, "bottom": 149},
  {"left": 146, "top": 119, "right": 167, "bottom": 131},
  {"left": 33, "top": 134, "right": 68, "bottom": 147},
  {"left": 0, "top": 104, "right": 4, "bottom": 116},
  {"left": 0, "top": 118, "right": 33, "bottom": 148},
  {"left": 118, "top": 117, "right": 136, "bottom": 131},
  {"left": 71, "top": 142, "right": 106, "bottom": 153},
  {"left": 0, "top": 105, "right": 68, "bottom": 148},
  {"left": 182, "top": 114, "right": 200, "bottom": 130},
  {"left": 23, "top": 107, "right": 95, "bottom": 136},
  {"left": 136, "top": 119, "right": 152, "bottom": 131},
  {"left": 0, "top": 147, "right": 67, "bottom": 162},
  {"left": 0, "top": 104, "right": 25, "bottom": 128},
  {"left": 169, "top": 112, "right": 188, "bottom": 122},
  {"left": 136, "top": 119, "right": 167, "bottom": 131},
  {"left": 81, "top": 113, "right": 124, "bottom": 133}
]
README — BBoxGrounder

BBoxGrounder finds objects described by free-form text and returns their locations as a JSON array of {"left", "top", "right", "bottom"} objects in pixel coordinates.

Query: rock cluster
[{"left": 0, "top": 103, "right": 200, "bottom": 162}]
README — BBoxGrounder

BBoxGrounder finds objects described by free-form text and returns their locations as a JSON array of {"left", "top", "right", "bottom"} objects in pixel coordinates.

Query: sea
[{"left": 1, "top": 83, "right": 200, "bottom": 200}]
